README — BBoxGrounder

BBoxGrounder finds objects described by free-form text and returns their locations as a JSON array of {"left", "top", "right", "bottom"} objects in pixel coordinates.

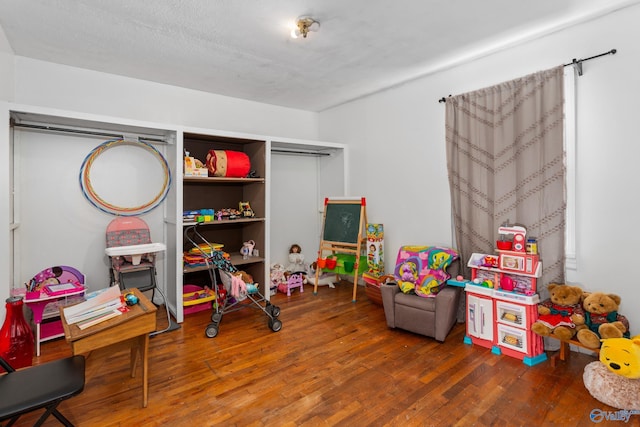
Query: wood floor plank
[{"left": 15, "top": 281, "right": 621, "bottom": 426}]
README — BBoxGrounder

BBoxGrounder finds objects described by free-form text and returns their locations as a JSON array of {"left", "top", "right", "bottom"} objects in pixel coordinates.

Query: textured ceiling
[{"left": 0, "top": 0, "right": 637, "bottom": 111}]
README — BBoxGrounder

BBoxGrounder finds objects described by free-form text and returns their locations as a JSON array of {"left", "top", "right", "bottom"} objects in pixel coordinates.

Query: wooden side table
[{"left": 59, "top": 287, "right": 157, "bottom": 407}]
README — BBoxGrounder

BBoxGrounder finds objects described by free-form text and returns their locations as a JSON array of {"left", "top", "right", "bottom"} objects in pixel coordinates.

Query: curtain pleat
[{"left": 445, "top": 66, "right": 565, "bottom": 292}]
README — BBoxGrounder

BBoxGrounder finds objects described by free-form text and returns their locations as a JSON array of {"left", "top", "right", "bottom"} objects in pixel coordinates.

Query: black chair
[{"left": 0, "top": 355, "right": 85, "bottom": 427}]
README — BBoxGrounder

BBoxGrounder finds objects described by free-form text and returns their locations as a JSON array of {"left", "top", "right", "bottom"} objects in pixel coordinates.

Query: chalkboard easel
[{"left": 314, "top": 197, "right": 367, "bottom": 302}]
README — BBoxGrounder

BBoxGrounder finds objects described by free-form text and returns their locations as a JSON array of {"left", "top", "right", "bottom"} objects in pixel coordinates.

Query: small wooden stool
[
  {"left": 548, "top": 337, "right": 599, "bottom": 367},
  {"left": 286, "top": 273, "right": 304, "bottom": 296}
]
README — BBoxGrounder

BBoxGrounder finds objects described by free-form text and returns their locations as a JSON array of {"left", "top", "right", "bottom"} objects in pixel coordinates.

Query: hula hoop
[{"left": 79, "top": 139, "right": 172, "bottom": 216}]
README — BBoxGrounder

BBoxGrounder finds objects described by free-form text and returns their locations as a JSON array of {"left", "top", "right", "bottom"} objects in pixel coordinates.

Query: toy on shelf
[
  {"left": 182, "top": 284, "right": 217, "bottom": 315},
  {"left": 216, "top": 208, "right": 241, "bottom": 220},
  {"left": 183, "top": 151, "right": 208, "bottom": 177},
  {"left": 206, "top": 149, "right": 251, "bottom": 178},
  {"left": 239, "top": 201, "right": 255, "bottom": 218},
  {"left": 183, "top": 209, "right": 215, "bottom": 224},
  {"left": 240, "top": 240, "right": 256, "bottom": 259}
]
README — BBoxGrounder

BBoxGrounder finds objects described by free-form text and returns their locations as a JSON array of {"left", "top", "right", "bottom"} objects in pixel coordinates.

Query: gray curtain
[{"left": 445, "top": 65, "right": 565, "bottom": 293}]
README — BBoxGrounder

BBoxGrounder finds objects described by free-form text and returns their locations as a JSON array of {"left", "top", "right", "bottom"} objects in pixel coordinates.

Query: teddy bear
[
  {"left": 531, "top": 283, "right": 584, "bottom": 341},
  {"left": 575, "top": 292, "right": 630, "bottom": 349}
]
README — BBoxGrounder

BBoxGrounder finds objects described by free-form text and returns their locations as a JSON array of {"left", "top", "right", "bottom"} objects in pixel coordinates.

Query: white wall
[
  {"left": 270, "top": 153, "right": 323, "bottom": 268},
  {"left": 0, "top": 24, "right": 12, "bottom": 316},
  {"left": 269, "top": 147, "right": 347, "bottom": 273},
  {"left": 0, "top": 25, "right": 14, "bottom": 101},
  {"left": 0, "top": 56, "right": 323, "bottom": 325},
  {"left": 319, "top": 5, "right": 640, "bottom": 332},
  {"left": 12, "top": 57, "right": 319, "bottom": 141},
  {"left": 12, "top": 129, "right": 170, "bottom": 291}
]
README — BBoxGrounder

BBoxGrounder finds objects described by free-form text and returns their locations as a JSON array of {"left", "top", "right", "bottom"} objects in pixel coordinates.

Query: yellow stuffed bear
[
  {"left": 600, "top": 336, "right": 640, "bottom": 379},
  {"left": 575, "top": 292, "right": 630, "bottom": 349},
  {"left": 531, "top": 283, "right": 584, "bottom": 341}
]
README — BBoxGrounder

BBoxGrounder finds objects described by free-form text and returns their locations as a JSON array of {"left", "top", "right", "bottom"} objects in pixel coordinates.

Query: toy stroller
[{"left": 184, "top": 224, "right": 282, "bottom": 338}]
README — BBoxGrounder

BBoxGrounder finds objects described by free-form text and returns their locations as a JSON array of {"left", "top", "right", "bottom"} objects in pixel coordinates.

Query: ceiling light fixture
[{"left": 290, "top": 16, "right": 320, "bottom": 39}]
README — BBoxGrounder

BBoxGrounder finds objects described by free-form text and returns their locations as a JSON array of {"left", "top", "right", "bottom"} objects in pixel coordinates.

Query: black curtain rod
[
  {"left": 272, "top": 148, "right": 332, "bottom": 157},
  {"left": 438, "top": 48, "right": 617, "bottom": 103},
  {"left": 563, "top": 48, "right": 616, "bottom": 76}
]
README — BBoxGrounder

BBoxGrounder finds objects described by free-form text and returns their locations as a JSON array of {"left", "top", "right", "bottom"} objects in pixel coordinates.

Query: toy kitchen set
[{"left": 463, "top": 225, "right": 547, "bottom": 366}]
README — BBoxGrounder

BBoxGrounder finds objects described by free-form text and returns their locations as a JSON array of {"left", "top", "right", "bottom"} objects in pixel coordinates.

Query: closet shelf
[
  {"left": 183, "top": 253, "right": 265, "bottom": 273},
  {"left": 183, "top": 176, "right": 264, "bottom": 184},
  {"left": 182, "top": 217, "right": 265, "bottom": 227}
]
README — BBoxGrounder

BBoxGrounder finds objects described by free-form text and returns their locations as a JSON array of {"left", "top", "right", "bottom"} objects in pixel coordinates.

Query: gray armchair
[{"left": 381, "top": 283, "right": 461, "bottom": 342}]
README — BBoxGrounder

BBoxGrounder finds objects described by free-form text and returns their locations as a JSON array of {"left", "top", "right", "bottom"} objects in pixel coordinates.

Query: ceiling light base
[{"left": 291, "top": 16, "right": 320, "bottom": 39}]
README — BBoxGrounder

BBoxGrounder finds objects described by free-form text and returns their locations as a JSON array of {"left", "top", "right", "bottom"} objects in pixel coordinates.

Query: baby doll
[{"left": 287, "top": 244, "right": 306, "bottom": 273}]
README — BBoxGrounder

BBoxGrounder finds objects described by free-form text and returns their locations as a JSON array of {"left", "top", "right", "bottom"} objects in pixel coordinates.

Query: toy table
[{"left": 21, "top": 287, "right": 86, "bottom": 356}]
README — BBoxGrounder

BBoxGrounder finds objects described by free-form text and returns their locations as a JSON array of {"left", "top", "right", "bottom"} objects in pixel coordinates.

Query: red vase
[{"left": 0, "top": 296, "right": 34, "bottom": 371}]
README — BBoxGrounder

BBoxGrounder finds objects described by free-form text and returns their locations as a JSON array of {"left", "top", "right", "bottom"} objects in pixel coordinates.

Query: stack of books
[
  {"left": 188, "top": 242, "right": 224, "bottom": 256},
  {"left": 183, "top": 253, "right": 209, "bottom": 269},
  {"left": 62, "top": 286, "right": 127, "bottom": 330}
]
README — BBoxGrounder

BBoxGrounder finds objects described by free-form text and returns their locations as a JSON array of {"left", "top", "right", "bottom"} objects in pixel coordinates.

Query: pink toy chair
[
  {"left": 105, "top": 216, "right": 178, "bottom": 335},
  {"left": 286, "top": 273, "right": 304, "bottom": 296}
]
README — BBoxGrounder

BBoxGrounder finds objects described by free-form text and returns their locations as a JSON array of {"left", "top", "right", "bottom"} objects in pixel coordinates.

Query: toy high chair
[{"left": 105, "top": 216, "right": 178, "bottom": 335}]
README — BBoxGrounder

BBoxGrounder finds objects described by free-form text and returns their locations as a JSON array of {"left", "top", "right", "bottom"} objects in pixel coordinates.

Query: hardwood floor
[{"left": 17, "top": 282, "right": 621, "bottom": 427}]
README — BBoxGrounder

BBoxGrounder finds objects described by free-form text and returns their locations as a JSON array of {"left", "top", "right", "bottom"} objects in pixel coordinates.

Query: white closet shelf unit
[{"left": 3, "top": 104, "right": 348, "bottom": 324}]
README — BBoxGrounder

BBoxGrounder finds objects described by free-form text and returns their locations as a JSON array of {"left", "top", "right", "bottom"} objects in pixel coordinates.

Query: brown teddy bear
[
  {"left": 531, "top": 283, "right": 584, "bottom": 341},
  {"left": 575, "top": 292, "right": 630, "bottom": 349}
]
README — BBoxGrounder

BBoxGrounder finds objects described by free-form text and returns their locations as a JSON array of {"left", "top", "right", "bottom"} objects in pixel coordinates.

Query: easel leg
[
  {"left": 314, "top": 254, "right": 320, "bottom": 295},
  {"left": 352, "top": 267, "right": 360, "bottom": 302}
]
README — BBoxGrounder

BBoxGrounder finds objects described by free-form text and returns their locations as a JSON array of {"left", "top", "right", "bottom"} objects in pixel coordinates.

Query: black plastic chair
[{"left": 0, "top": 355, "right": 85, "bottom": 427}]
